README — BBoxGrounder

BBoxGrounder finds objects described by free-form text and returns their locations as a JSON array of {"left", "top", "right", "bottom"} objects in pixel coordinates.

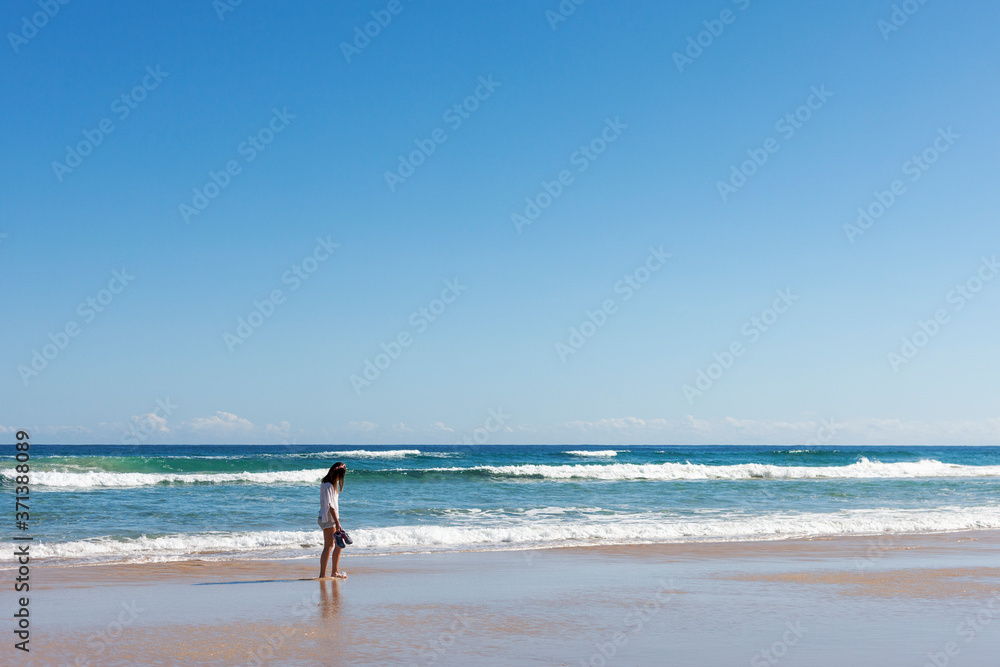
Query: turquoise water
[{"left": 3, "top": 444, "right": 1000, "bottom": 565}]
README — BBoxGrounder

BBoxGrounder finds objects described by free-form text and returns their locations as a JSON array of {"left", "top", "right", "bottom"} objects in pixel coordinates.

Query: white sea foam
[
  {"left": 455, "top": 457, "right": 1000, "bottom": 481},
  {"left": 8, "top": 457, "right": 1000, "bottom": 489},
  {"left": 1, "top": 530, "right": 321, "bottom": 561},
  {"left": 564, "top": 450, "right": 618, "bottom": 457},
  {"left": 6, "top": 505, "right": 1000, "bottom": 565},
  {"left": 3, "top": 469, "right": 328, "bottom": 488},
  {"left": 309, "top": 449, "right": 423, "bottom": 459}
]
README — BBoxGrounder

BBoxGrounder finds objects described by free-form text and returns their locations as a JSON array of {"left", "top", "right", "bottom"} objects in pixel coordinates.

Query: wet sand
[{"left": 14, "top": 531, "right": 1000, "bottom": 665}]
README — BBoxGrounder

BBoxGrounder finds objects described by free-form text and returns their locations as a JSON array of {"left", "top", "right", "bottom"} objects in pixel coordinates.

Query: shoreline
[
  {"left": 17, "top": 529, "right": 1000, "bottom": 665},
  {"left": 12, "top": 526, "right": 1000, "bottom": 576}
]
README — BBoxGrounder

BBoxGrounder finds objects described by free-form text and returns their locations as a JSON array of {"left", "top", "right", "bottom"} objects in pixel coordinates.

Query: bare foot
[{"left": 333, "top": 571, "right": 348, "bottom": 579}]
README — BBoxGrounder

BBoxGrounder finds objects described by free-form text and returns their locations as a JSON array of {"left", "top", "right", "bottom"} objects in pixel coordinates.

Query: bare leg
[
  {"left": 319, "top": 527, "right": 335, "bottom": 578},
  {"left": 330, "top": 545, "right": 346, "bottom": 578}
]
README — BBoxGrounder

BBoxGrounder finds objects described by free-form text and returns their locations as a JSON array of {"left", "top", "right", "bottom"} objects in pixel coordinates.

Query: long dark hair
[{"left": 322, "top": 462, "right": 346, "bottom": 492}]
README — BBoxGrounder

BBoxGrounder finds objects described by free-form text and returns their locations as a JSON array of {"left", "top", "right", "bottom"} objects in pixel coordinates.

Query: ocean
[{"left": 4, "top": 444, "right": 1000, "bottom": 567}]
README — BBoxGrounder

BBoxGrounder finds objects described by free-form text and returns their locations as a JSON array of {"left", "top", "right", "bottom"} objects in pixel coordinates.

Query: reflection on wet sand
[{"left": 320, "top": 578, "right": 341, "bottom": 619}]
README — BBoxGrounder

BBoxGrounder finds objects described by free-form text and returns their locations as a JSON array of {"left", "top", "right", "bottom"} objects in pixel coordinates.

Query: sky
[{"left": 2, "top": 0, "right": 999, "bottom": 445}]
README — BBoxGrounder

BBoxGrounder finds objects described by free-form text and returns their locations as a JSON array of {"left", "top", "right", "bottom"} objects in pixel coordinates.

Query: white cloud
[
  {"left": 544, "top": 415, "right": 1000, "bottom": 446},
  {"left": 185, "top": 411, "right": 253, "bottom": 432},
  {"left": 131, "top": 412, "right": 170, "bottom": 434},
  {"left": 265, "top": 420, "right": 291, "bottom": 434},
  {"left": 348, "top": 420, "right": 378, "bottom": 432},
  {"left": 564, "top": 416, "right": 667, "bottom": 431},
  {"left": 12, "top": 411, "right": 1000, "bottom": 446},
  {"left": 38, "top": 425, "right": 93, "bottom": 437}
]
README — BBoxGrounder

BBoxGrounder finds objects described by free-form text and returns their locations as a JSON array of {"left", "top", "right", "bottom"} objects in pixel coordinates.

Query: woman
[{"left": 318, "top": 462, "right": 348, "bottom": 579}]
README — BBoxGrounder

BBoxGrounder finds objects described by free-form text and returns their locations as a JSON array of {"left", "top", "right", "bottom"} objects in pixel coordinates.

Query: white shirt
[{"left": 319, "top": 482, "right": 339, "bottom": 523}]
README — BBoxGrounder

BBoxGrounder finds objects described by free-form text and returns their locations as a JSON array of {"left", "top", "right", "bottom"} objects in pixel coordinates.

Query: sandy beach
[
  {"left": 9, "top": 0, "right": 999, "bottom": 663},
  {"left": 12, "top": 531, "right": 1000, "bottom": 666}
]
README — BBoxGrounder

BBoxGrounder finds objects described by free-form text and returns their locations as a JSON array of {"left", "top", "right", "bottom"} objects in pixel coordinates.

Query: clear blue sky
[{"left": 2, "top": 0, "right": 998, "bottom": 445}]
